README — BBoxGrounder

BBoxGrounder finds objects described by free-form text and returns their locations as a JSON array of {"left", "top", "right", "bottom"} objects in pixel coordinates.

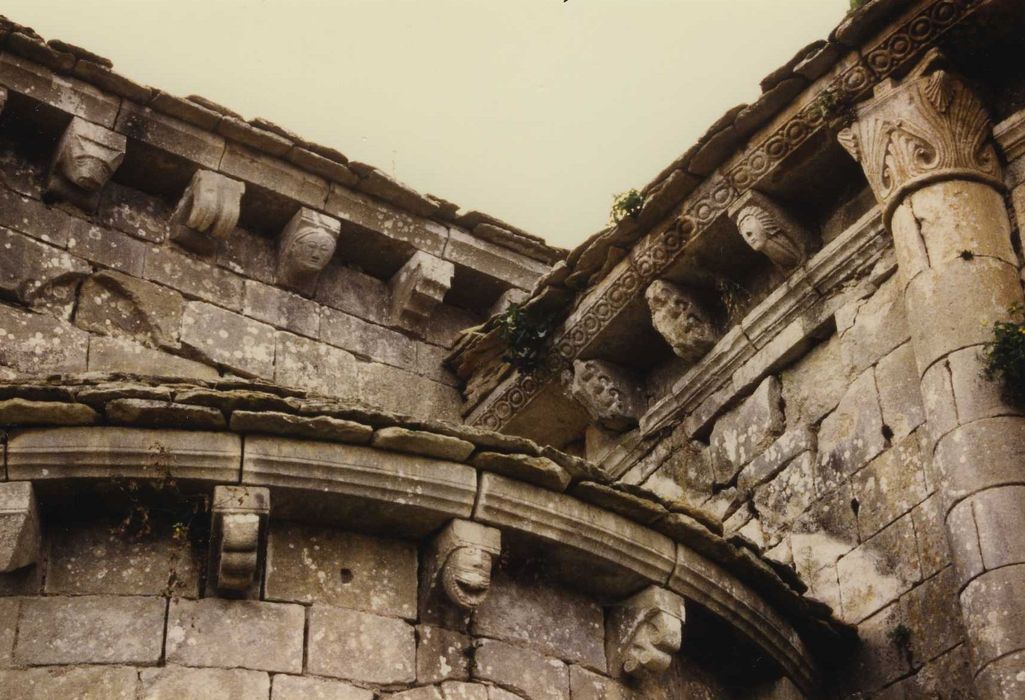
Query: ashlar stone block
[
  {"left": 472, "top": 638, "right": 569, "bottom": 700},
  {"left": 181, "top": 301, "right": 275, "bottom": 379},
  {"left": 266, "top": 521, "right": 417, "bottom": 619},
  {"left": 139, "top": 666, "right": 269, "bottom": 700},
  {"left": 274, "top": 331, "right": 357, "bottom": 399},
  {"left": 709, "top": 376, "right": 784, "bottom": 483},
  {"left": 816, "top": 368, "right": 886, "bottom": 493},
  {"left": 307, "top": 605, "right": 416, "bottom": 684},
  {"left": 166, "top": 598, "right": 305, "bottom": 673},
  {"left": 271, "top": 674, "right": 374, "bottom": 700},
  {"left": 0, "top": 666, "right": 139, "bottom": 700},
  {"left": 0, "top": 228, "right": 90, "bottom": 314},
  {"left": 389, "top": 250, "right": 455, "bottom": 333},
  {"left": 417, "top": 624, "right": 471, "bottom": 683},
  {"left": 14, "top": 595, "right": 165, "bottom": 665},
  {"left": 76, "top": 270, "right": 185, "bottom": 349},
  {"left": 0, "top": 482, "right": 40, "bottom": 572}
]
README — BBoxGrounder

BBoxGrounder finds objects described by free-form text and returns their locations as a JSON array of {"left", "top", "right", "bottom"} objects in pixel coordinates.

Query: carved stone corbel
[
  {"left": 606, "top": 585, "right": 686, "bottom": 681},
  {"left": 644, "top": 280, "right": 718, "bottom": 364},
  {"left": 0, "top": 481, "right": 41, "bottom": 572},
  {"left": 389, "top": 250, "right": 455, "bottom": 332},
  {"left": 170, "top": 170, "right": 246, "bottom": 254},
  {"left": 728, "top": 191, "right": 813, "bottom": 270},
  {"left": 836, "top": 48, "right": 1002, "bottom": 227},
  {"left": 45, "top": 116, "right": 126, "bottom": 211},
  {"left": 276, "top": 207, "right": 342, "bottom": 292},
  {"left": 419, "top": 519, "right": 501, "bottom": 627},
  {"left": 567, "top": 358, "right": 643, "bottom": 432},
  {"left": 207, "top": 485, "right": 269, "bottom": 598}
]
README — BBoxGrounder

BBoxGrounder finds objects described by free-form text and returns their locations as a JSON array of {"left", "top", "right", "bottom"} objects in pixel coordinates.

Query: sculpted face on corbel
[
  {"left": 644, "top": 280, "right": 717, "bottom": 364},
  {"left": 426, "top": 519, "right": 502, "bottom": 612},
  {"left": 728, "top": 191, "right": 811, "bottom": 271},
  {"left": 568, "top": 359, "right": 643, "bottom": 432},
  {"left": 607, "top": 586, "right": 686, "bottom": 681},
  {"left": 47, "top": 117, "right": 126, "bottom": 209},
  {"left": 276, "top": 207, "right": 342, "bottom": 290}
]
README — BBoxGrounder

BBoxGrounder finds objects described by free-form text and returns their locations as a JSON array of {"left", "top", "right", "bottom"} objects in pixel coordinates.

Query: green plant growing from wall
[
  {"left": 610, "top": 188, "right": 643, "bottom": 225},
  {"left": 982, "top": 303, "right": 1025, "bottom": 406},
  {"left": 849, "top": 0, "right": 870, "bottom": 10},
  {"left": 496, "top": 302, "right": 553, "bottom": 373}
]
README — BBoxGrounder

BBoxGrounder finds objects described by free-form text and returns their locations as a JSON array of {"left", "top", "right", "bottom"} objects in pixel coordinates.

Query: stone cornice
[{"left": 467, "top": 0, "right": 984, "bottom": 433}]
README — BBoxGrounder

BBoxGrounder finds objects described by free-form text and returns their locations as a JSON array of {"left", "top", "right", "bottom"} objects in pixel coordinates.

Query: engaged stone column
[{"left": 838, "top": 50, "right": 1025, "bottom": 699}]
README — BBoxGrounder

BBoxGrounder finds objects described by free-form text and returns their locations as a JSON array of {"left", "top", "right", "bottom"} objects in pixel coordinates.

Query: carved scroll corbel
[
  {"left": 170, "top": 170, "right": 246, "bottom": 254},
  {"left": 606, "top": 585, "right": 686, "bottom": 681},
  {"left": 727, "top": 191, "right": 812, "bottom": 271},
  {"left": 419, "top": 519, "right": 501, "bottom": 627},
  {"left": 0, "top": 482, "right": 40, "bottom": 572},
  {"left": 45, "top": 116, "right": 126, "bottom": 211},
  {"left": 567, "top": 358, "right": 643, "bottom": 432},
  {"left": 276, "top": 207, "right": 342, "bottom": 292},
  {"left": 644, "top": 280, "right": 717, "bottom": 364},
  {"left": 207, "top": 485, "right": 269, "bottom": 597},
  {"left": 389, "top": 250, "right": 455, "bottom": 333}
]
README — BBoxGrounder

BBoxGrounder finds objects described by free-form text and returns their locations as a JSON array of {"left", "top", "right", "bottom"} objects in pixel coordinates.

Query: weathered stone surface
[
  {"left": 961, "top": 564, "right": 1025, "bottom": 671},
  {"left": 87, "top": 336, "right": 219, "bottom": 380},
  {"left": 308, "top": 605, "right": 416, "bottom": 684},
  {"left": 267, "top": 520, "right": 417, "bottom": 618},
  {"left": 46, "top": 519, "right": 200, "bottom": 596},
  {"left": 754, "top": 451, "right": 816, "bottom": 537},
  {"left": 208, "top": 485, "right": 269, "bottom": 596},
  {"left": 181, "top": 301, "right": 275, "bottom": 378},
  {"left": 220, "top": 143, "right": 328, "bottom": 208},
  {"left": 166, "top": 598, "right": 304, "bottom": 673},
  {"left": 472, "top": 451, "right": 571, "bottom": 492},
  {"left": 780, "top": 334, "right": 853, "bottom": 425},
  {"left": 320, "top": 306, "right": 417, "bottom": 367},
  {"left": 911, "top": 495, "right": 950, "bottom": 579},
  {"left": 836, "top": 514, "right": 920, "bottom": 624},
  {"left": 0, "top": 228, "right": 90, "bottom": 312},
  {"left": 0, "top": 598, "right": 17, "bottom": 666},
  {"left": 170, "top": 169, "right": 245, "bottom": 249},
  {"left": 14, "top": 595, "right": 165, "bottom": 665},
  {"left": 390, "top": 251, "right": 455, "bottom": 332},
  {"left": 8, "top": 427, "right": 241, "bottom": 482},
  {"left": 571, "top": 481, "right": 667, "bottom": 526},
  {"left": 77, "top": 271, "right": 185, "bottom": 349},
  {"left": 839, "top": 279, "right": 910, "bottom": 376},
  {"left": 242, "top": 279, "right": 319, "bottom": 337},
  {"left": 934, "top": 417, "right": 1025, "bottom": 506},
  {"left": 0, "top": 398, "right": 99, "bottom": 426},
  {"left": 231, "top": 410, "right": 372, "bottom": 443},
  {"left": 444, "top": 228, "right": 546, "bottom": 290},
  {"left": 144, "top": 245, "right": 244, "bottom": 309},
  {"left": 569, "top": 359, "right": 644, "bottom": 432},
  {"left": 0, "top": 666, "right": 139, "bottom": 699},
  {"left": 709, "top": 376, "right": 784, "bottom": 483},
  {"left": 275, "top": 331, "right": 357, "bottom": 398},
  {"left": 946, "top": 344, "right": 1022, "bottom": 425},
  {"left": 0, "top": 303, "right": 89, "bottom": 373},
  {"left": 605, "top": 585, "right": 684, "bottom": 681},
  {"left": 737, "top": 425, "right": 816, "bottom": 492},
  {"left": 272, "top": 674, "right": 374, "bottom": 700},
  {"left": 0, "top": 482, "right": 39, "bottom": 571},
  {"left": 816, "top": 368, "right": 886, "bottom": 494},
  {"left": 47, "top": 117, "right": 126, "bottom": 210},
  {"left": 373, "top": 426, "right": 475, "bottom": 462},
  {"left": 67, "top": 224, "right": 149, "bottom": 277},
  {"left": 473, "top": 638, "right": 569, "bottom": 700},
  {"left": 644, "top": 280, "right": 717, "bottom": 364},
  {"left": 899, "top": 566, "right": 964, "bottom": 665},
  {"left": 874, "top": 342, "right": 925, "bottom": 440},
  {"left": 106, "top": 398, "right": 225, "bottom": 429},
  {"left": 139, "top": 666, "right": 269, "bottom": 700},
  {"left": 116, "top": 101, "right": 225, "bottom": 169},
  {"left": 472, "top": 568, "right": 605, "bottom": 670},
  {"left": 418, "top": 624, "right": 471, "bottom": 683},
  {"left": 850, "top": 431, "right": 929, "bottom": 539},
  {"left": 356, "top": 361, "right": 462, "bottom": 422},
  {"left": 569, "top": 665, "right": 632, "bottom": 700}
]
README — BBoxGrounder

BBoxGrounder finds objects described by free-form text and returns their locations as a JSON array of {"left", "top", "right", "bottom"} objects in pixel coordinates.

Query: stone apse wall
[{"left": 2, "top": 1, "right": 1025, "bottom": 699}]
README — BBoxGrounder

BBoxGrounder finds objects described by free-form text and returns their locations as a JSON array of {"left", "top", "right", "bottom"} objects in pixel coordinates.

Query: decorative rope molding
[{"left": 468, "top": 0, "right": 983, "bottom": 432}]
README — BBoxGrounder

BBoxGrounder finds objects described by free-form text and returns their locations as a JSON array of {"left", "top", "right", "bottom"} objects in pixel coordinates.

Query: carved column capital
[{"left": 837, "top": 50, "right": 1002, "bottom": 226}]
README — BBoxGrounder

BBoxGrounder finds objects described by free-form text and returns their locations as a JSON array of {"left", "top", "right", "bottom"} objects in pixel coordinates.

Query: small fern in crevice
[
  {"left": 982, "top": 303, "right": 1025, "bottom": 407},
  {"left": 609, "top": 188, "right": 643, "bottom": 225},
  {"left": 496, "top": 302, "right": 553, "bottom": 373}
]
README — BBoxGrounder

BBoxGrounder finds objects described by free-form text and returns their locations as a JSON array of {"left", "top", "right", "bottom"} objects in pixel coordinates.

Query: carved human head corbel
[
  {"left": 568, "top": 359, "right": 643, "bottom": 432},
  {"left": 46, "top": 117, "right": 126, "bottom": 210},
  {"left": 421, "top": 519, "right": 501, "bottom": 621},
  {"left": 276, "top": 207, "right": 342, "bottom": 290},
  {"left": 607, "top": 586, "right": 686, "bottom": 681},
  {"left": 644, "top": 280, "right": 717, "bottom": 364},
  {"left": 728, "top": 191, "right": 811, "bottom": 271},
  {"left": 171, "top": 170, "right": 246, "bottom": 253}
]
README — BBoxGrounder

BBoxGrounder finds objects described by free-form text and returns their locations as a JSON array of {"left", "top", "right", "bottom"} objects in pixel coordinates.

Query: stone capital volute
[{"left": 837, "top": 50, "right": 1003, "bottom": 226}]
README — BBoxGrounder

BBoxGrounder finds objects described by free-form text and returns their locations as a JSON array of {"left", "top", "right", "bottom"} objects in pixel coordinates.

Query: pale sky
[{"left": 7, "top": 1, "right": 847, "bottom": 248}]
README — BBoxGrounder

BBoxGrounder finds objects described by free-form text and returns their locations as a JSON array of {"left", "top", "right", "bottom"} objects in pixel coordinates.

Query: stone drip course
[{"left": 0, "top": 372, "right": 852, "bottom": 651}]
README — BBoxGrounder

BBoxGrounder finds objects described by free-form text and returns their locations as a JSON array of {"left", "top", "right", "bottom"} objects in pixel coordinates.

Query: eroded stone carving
[
  {"left": 837, "top": 49, "right": 1002, "bottom": 226},
  {"left": 276, "top": 207, "right": 342, "bottom": 290},
  {"left": 644, "top": 280, "right": 717, "bottom": 364},
  {"left": 46, "top": 116, "right": 126, "bottom": 210},
  {"left": 728, "top": 191, "right": 812, "bottom": 270},
  {"left": 208, "top": 485, "right": 269, "bottom": 597},
  {"left": 0, "top": 481, "right": 41, "bottom": 572},
  {"left": 568, "top": 359, "right": 643, "bottom": 432},
  {"left": 171, "top": 170, "right": 246, "bottom": 252},
  {"left": 421, "top": 519, "right": 501, "bottom": 621},
  {"left": 389, "top": 250, "right": 455, "bottom": 331},
  {"left": 606, "top": 585, "right": 685, "bottom": 680}
]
